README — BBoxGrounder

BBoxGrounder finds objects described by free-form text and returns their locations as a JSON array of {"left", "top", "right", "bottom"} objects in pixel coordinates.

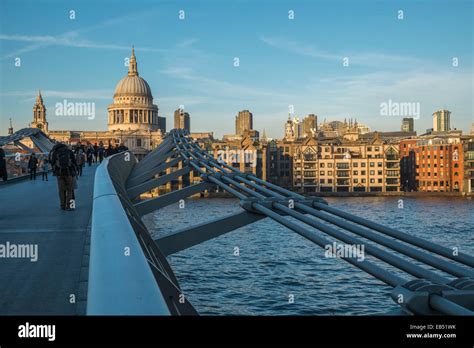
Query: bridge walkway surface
[{"left": 0, "top": 165, "right": 97, "bottom": 315}]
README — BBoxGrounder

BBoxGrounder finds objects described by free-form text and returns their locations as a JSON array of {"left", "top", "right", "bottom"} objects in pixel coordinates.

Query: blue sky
[{"left": 0, "top": 0, "right": 472, "bottom": 138}]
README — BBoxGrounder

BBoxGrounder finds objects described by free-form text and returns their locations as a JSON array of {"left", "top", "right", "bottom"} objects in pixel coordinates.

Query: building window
[
  {"left": 328, "top": 171, "right": 333, "bottom": 175},
  {"left": 370, "top": 162, "right": 375, "bottom": 167},
  {"left": 370, "top": 170, "right": 375, "bottom": 175},
  {"left": 136, "top": 138, "right": 142, "bottom": 147},
  {"left": 378, "top": 170, "right": 382, "bottom": 175},
  {"left": 328, "top": 163, "right": 333, "bottom": 168},
  {"left": 353, "top": 163, "right": 358, "bottom": 167},
  {"left": 353, "top": 178, "right": 358, "bottom": 183},
  {"left": 320, "top": 179, "right": 325, "bottom": 184},
  {"left": 320, "top": 171, "right": 324, "bottom": 176},
  {"left": 361, "top": 171, "right": 366, "bottom": 175},
  {"left": 353, "top": 171, "right": 358, "bottom": 175},
  {"left": 377, "top": 162, "right": 382, "bottom": 167},
  {"left": 370, "top": 178, "right": 375, "bottom": 183},
  {"left": 320, "top": 163, "right": 325, "bottom": 168},
  {"left": 336, "top": 163, "right": 349, "bottom": 169},
  {"left": 378, "top": 178, "right": 382, "bottom": 183},
  {"left": 361, "top": 163, "right": 366, "bottom": 167},
  {"left": 328, "top": 179, "right": 333, "bottom": 184}
]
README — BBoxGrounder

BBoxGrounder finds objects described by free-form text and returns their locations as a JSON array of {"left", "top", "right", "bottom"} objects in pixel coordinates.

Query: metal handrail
[{"left": 87, "top": 153, "right": 171, "bottom": 315}]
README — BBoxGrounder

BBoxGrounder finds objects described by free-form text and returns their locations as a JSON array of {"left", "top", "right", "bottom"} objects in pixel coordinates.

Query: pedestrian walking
[
  {"left": 75, "top": 148, "right": 85, "bottom": 176},
  {"left": 86, "top": 145, "right": 94, "bottom": 166},
  {"left": 28, "top": 153, "right": 38, "bottom": 180},
  {"left": 41, "top": 158, "right": 49, "bottom": 181},
  {"left": 0, "top": 147, "right": 7, "bottom": 181},
  {"left": 98, "top": 142, "right": 105, "bottom": 163},
  {"left": 93, "top": 143, "right": 99, "bottom": 163},
  {"left": 49, "top": 143, "right": 78, "bottom": 211}
]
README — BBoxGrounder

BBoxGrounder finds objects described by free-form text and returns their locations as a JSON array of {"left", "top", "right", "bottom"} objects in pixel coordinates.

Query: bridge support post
[{"left": 155, "top": 211, "right": 265, "bottom": 256}]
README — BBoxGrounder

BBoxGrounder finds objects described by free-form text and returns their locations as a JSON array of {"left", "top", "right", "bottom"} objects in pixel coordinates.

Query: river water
[{"left": 143, "top": 196, "right": 474, "bottom": 315}]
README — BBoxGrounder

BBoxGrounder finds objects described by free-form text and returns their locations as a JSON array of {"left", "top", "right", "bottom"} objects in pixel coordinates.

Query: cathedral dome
[
  {"left": 114, "top": 75, "right": 152, "bottom": 98},
  {"left": 108, "top": 47, "right": 161, "bottom": 133},
  {"left": 113, "top": 47, "right": 153, "bottom": 99}
]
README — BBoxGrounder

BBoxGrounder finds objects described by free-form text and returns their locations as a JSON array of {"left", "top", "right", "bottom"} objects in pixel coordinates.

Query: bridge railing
[
  {"left": 87, "top": 151, "right": 172, "bottom": 315},
  {"left": 87, "top": 129, "right": 474, "bottom": 316}
]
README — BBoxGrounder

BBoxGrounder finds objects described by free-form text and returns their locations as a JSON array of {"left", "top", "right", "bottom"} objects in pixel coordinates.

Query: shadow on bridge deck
[{"left": 0, "top": 165, "right": 97, "bottom": 315}]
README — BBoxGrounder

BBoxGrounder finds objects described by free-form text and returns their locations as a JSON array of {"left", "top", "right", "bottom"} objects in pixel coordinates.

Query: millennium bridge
[{"left": 0, "top": 128, "right": 473, "bottom": 316}]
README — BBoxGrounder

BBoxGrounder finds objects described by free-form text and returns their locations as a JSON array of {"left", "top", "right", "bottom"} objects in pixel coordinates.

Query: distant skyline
[{"left": 0, "top": 0, "right": 472, "bottom": 138}]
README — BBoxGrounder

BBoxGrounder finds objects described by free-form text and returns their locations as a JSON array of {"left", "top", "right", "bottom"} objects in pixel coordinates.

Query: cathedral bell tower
[{"left": 31, "top": 90, "right": 48, "bottom": 133}]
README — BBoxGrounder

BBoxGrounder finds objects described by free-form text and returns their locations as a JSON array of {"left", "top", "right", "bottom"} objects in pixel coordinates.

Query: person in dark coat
[
  {"left": 0, "top": 147, "right": 7, "bottom": 181},
  {"left": 49, "top": 143, "right": 78, "bottom": 211},
  {"left": 98, "top": 142, "right": 105, "bottom": 163},
  {"left": 93, "top": 143, "right": 99, "bottom": 163},
  {"left": 28, "top": 153, "right": 38, "bottom": 180},
  {"left": 86, "top": 145, "right": 94, "bottom": 166}
]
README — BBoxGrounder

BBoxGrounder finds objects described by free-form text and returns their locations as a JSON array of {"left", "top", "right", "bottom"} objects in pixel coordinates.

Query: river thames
[{"left": 143, "top": 196, "right": 474, "bottom": 315}]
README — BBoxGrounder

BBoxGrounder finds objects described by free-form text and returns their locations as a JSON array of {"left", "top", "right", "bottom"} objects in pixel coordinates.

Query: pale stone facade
[
  {"left": 29, "top": 48, "right": 166, "bottom": 159},
  {"left": 267, "top": 134, "right": 400, "bottom": 193},
  {"left": 31, "top": 91, "right": 48, "bottom": 133},
  {"left": 292, "top": 137, "right": 400, "bottom": 193}
]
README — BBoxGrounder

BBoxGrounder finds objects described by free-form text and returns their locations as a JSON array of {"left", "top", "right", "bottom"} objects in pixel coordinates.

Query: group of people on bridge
[
  {"left": 0, "top": 141, "right": 128, "bottom": 212},
  {"left": 47, "top": 141, "right": 128, "bottom": 211}
]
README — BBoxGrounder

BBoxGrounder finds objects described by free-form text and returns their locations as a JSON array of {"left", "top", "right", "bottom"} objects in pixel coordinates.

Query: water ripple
[{"left": 143, "top": 196, "right": 474, "bottom": 315}]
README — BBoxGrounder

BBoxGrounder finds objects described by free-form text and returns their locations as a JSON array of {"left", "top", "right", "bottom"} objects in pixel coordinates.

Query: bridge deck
[{"left": 0, "top": 165, "right": 96, "bottom": 315}]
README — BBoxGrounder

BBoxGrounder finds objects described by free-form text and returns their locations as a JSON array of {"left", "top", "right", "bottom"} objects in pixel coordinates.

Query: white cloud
[
  {"left": 160, "top": 66, "right": 298, "bottom": 101},
  {"left": 259, "top": 35, "right": 422, "bottom": 67},
  {"left": 176, "top": 38, "right": 199, "bottom": 48},
  {"left": 0, "top": 34, "right": 166, "bottom": 59},
  {"left": 0, "top": 10, "right": 168, "bottom": 59}
]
